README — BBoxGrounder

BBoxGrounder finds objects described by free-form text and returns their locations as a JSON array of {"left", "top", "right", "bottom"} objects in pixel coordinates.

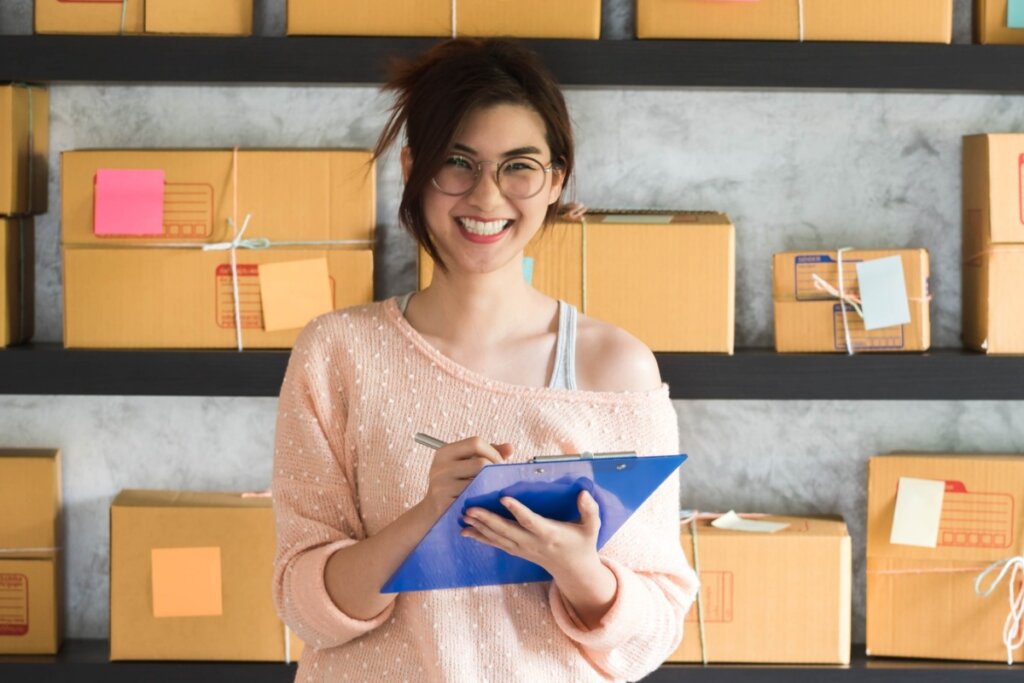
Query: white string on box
[
  {"left": 120, "top": 0, "right": 128, "bottom": 35},
  {"left": 451, "top": 0, "right": 457, "bottom": 38},
  {"left": 974, "top": 556, "right": 1024, "bottom": 665},
  {"left": 810, "top": 247, "right": 862, "bottom": 356},
  {"left": 0, "top": 546, "right": 60, "bottom": 554}
]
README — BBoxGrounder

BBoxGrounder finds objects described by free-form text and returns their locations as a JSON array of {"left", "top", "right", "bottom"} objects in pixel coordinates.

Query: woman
[{"left": 272, "top": 38, "right": 698, "bottom": 682}]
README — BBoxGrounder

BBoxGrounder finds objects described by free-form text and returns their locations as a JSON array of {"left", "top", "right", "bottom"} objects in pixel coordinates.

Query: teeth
[{"left": 458, "top": 218, "right": 510, "bottom": 236}]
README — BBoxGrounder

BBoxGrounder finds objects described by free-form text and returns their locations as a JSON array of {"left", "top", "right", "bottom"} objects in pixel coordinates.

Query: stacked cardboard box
[
  {"left": 109, "top": 490, "right": 303, "bottom": 661},
  {"left": 418, "top": 211, "right": 735, "bottom": 353},
  {"left": 637, "top": 0, "right": 952, "bottom": 43},
  {"left": 61, "top": 149, "right": 376, "bottom": 348},
  {"left": 668, "top": 514, "right": 851, "bottom": 664},
  {"left": 35, "top": 0, "right": 252, "bottom": 36},
  {"left": 773, "top": 249, "right": 931, "bottom": 353},
  {"left": 867, "top": 453, "right": 1024, "bottom": 662},
  {"left": 0, "top": 449, "right": 62, "bottom": 655},
  {"left": 287, "top": 0, "right": 600, "bottom": 38},
  {"left": 962, "top": 134, "right": 1024, "bottom": 353},
  {"left": 975, "top": 0, "right": 1024, "bottom": 44}
]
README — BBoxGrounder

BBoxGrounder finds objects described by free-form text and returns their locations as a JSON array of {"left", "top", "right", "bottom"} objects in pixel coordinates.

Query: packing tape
[
  {"left": 0, "top": 546, "right": 60, "bottom": 554},
  {"left": 706, "top": 0, "right": 805, "bottom": 41},
  {"left": 974, "top": 556, "right": 1024, "bottom": 665}
]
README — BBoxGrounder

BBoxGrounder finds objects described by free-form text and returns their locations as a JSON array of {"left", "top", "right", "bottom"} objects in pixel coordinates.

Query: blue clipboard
[{"left": 381, "top": 451, "right": 687, "bottom": 593}]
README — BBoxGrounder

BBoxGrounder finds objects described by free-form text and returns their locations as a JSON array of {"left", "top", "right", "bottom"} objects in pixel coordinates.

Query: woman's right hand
[{"left": 421, "top": 437, "right": 512, "bottom": 519}]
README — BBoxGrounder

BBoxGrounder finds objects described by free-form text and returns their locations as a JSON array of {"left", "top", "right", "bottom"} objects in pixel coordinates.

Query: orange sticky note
[
  {"left": 151, "top": 547, "right": 223, "bottom": 618},
  {"left": 94, "top": 169, "right": 165, "bottom": 236},
  {"left": 258, "top": 258, "right": 334, "bottom": 332}
]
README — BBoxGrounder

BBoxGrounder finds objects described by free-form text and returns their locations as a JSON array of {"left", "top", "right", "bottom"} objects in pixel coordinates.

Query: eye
[{"left": 444, "top": 155, "right": 474, "bottom": 170}]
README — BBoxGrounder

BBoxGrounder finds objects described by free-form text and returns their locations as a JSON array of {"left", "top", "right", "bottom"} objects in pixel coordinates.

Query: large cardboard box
[
  {"left": 418, "top": 211, "right": 735, "bottom": 353},
  {"left": 0, "top": 449, "right": 61, "bottom": 655},
  {"left": 773, "top": 249, "right": 931, "bottom": 353},
  {"left": 0, "top": 85, "right": 48, "bottom": 216},
  {"left": 61, "top": 149, "right": 375, "bottom": 348},
  {"left": 866, "top": 453, "right": 1024, "bottom": 663},
  {"left": 287, "top": 0, "right": 600, "bottom": 38},
  {"left": 962, "top": 134, "right": 1024, "bottom": 354},
  {"left": 637, "top": 0, "right": 953, "bottom": 43},
  {"left": 35, "top": 0, "right": 252, "bottom": 36},
  {"left": 975, "top": 0, "right": 1024, "bottom": 44},
  {"left": 1, "top": 217, "right": 33, "bottom": 346},
  {"left": 668, "top": 515, "right": 851, "bottom": 664},
  {"left": 109, "top": 490, "right": 303, "bottom": 661}
]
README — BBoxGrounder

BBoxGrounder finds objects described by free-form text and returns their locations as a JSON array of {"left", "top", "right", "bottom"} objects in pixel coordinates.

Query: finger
[
  {"left": 463, "top": 511, "right": 522, "bottom": 551},
  {"left": 577, "top": 490, "right": 601, "bottom": 534},
  {"left": 444, "top": 437, "right": 506, "bottom": 465},
  {"left": 446, "top": 457, "right": 495, "bottom": 480},
  {"left": 493, "top": 443, "right": 514, "bottom": 460},
  {"left": 499, "top": 497, "right": 549, "bottom": 536},
  {"left": 460, "top": 526, "right": 510, "bottom": 552}
]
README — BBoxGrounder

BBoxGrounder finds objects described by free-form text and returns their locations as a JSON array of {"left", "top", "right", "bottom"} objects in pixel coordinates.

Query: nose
[{"left": 465, "top": 161, "right": 504, "bottom": 210}]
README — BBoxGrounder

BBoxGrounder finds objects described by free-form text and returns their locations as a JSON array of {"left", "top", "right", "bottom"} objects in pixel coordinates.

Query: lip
[{"left": 455, "top": 216, "right": 515, "bottom": 245}]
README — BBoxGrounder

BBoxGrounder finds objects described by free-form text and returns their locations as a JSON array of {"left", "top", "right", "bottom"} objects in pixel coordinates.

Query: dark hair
[{"left": 374, "top": 38, "right": 575, "bottom": 273}]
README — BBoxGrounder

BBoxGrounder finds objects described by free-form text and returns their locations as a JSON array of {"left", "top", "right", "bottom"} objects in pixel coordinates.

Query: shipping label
[
  {"left": 0, "top": 573, "right": 28, "bottom": 636},
  {"left": 832, "top": 304, "right": 905, "bottom": 351},
  {"left": 794, "top": 254, "right": 862, "bottom": 301},
  {"left": 163, "top": 183, "right": 214, "bottom": 238},
  {"left": 215, "top": 263, "right": 263, "bottom": 329},
  {"left": 938, "top": 480, "right": 1014, "bottom": 549}
]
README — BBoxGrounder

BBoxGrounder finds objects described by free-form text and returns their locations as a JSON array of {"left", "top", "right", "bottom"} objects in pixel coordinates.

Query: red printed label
[
  {"left": 215, "top": 263, "right": 264, "bottom": 330},
  {"left": 938, "top": 481, "right": 1015, "bottom": 549},
  {"left": 0, "top": 573, "right": 29, "bottom": 636},
  {"left": 686, "top": 571, "right": 733, "bottom": 623}
]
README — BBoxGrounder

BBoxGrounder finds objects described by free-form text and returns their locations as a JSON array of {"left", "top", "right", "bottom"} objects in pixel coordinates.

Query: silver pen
[
  {"left": 413, "top": 432, "right": 447, "bottom": 450},
  {"left": 413, "top": 432, "right": 634, "bottom": 462}
]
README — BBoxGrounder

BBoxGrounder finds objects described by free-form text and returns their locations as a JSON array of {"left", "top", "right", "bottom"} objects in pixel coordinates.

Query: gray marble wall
[{"left": 2, "top": 0, "right": 1023, "bottom": 649}]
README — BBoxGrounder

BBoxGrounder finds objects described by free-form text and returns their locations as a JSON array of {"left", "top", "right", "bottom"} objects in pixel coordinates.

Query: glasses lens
[
  {"left": 434, "top": 155, "right": 477, "bottom": 195},
  {"left": 498, "top": 157, "right": 546, "bottom": 199}
]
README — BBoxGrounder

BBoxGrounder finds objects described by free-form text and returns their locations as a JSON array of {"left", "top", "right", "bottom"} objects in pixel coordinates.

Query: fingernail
[{"left": 500, "top": 497, "right": 512, "bottom": 507}]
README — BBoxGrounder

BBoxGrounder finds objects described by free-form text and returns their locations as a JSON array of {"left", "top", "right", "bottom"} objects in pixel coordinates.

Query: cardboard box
[
  {"left": 0, "top": 85, "right": 48, "bottom": 216},
  {"left": 637, "top": 0, "right": 953, "bottom": 43},
  {"left": 1, "top": 217, "right": 34, "bottom": 346},
  {"left": 866, "top": 453, "right": 1024, "bottom": 662},
  {"left": 975, "top": 0, "right": 1024, "bottom": 44},
  {"left": 287, "top": 0, "right": 600, "bottom": 38},
  {"left": 418, "top": 211, "right": 735, "bottom": 353},
  {"left": 110, "top": 490, "right": 304, "bottom": 661},
  {"left": 0, "top": 449, "right": 62, "bottom": 655},
  {"left": 668, "top": 515, "right": 851, "bottom": 664},
  {"left": 35, "top": 0, "right": 252, "bottom": 36},
  {"left": 962, "top": 134, "right": 1024, "bottom": 354},
  {"left": 61, "top": 149, "right": 376, "bottom": 348},
  {"left": 773, "top": 249, "right": 931, "bottom": 353}
]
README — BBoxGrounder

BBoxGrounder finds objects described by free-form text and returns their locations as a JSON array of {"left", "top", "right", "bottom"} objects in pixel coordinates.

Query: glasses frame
[{"left": 432, "top": 154, "right": 555, "bottom": 200}]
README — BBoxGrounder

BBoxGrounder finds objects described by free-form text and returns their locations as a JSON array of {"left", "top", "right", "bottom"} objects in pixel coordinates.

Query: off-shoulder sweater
[{"left": 272, "top": 298, "right": 698, "bottom": 683}]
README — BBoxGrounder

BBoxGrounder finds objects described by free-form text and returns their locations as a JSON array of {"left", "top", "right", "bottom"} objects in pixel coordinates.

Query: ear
[
  {"left": 400, "top": 146, "right": 413, "bottom": 184},
  {"left": 547, "top": 165, "right": 566, "bottom": 206}
]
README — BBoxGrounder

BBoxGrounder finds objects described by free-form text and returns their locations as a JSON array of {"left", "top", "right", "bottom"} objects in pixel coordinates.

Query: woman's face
[{"left": 414, "top": 103, "right": 564, "bottom": 278}]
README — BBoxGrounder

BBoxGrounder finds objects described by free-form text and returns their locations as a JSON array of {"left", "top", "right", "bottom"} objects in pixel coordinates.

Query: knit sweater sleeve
[
  {"left": 271, "top": 320, "right": 395, "bottom": 650},
  {"left": 548, "top": 391, "right": 698, "bottom": 681}
]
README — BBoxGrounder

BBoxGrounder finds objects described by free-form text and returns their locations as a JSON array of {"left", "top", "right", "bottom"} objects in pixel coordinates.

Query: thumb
[
  {"left": 577, "top": 490, "right": 601, "bottom": 531},
  {"left": 492, "top": 443, "right": 514, "bottom": 459}
]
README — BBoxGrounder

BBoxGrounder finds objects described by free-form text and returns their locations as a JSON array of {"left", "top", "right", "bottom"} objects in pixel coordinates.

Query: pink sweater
[{"left": 272, "top": 298, "right": 698, "bottom": 682}]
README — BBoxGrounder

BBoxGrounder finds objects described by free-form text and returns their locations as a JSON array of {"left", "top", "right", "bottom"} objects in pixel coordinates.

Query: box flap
[
  {"left": 112, "top": 489, "right": 271, "bottom": 509},
  {"left": 682, "top": 514, "right": 849, "bottom": 538},
  {"left": 773, "top": 249, "right": 929, "bottom": 301}
]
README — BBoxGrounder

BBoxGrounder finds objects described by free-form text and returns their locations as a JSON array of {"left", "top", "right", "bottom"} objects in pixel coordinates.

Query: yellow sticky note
[
  {"left": 151, "top": 546, "right": 223, "bottom": 618},
  {"left": 890, "top": 477, "right": 945, "bottom": 548},
  {"left": 258, "top": 258, "right": 334, "bottom": 332}
]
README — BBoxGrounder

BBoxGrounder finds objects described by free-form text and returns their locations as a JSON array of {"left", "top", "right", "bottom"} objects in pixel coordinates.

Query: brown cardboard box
[
  {"left": 0, "top": 449, "right": 62, "bottom": 655},
  {"left": 637, "top": 0, "right": 952, "bottom": 43},
  {"left": 109, "top": 490, "right": 303, "bottom": 661},
  {"left": 866, "top": 453, "right": 1024, "bottom": 662},
  {"left": 975, "top": 0, "right": 1024, "bottom": 44},
  {"left": 1, "top": 217, "right": 34, "bottom": 346},
  {"left": 61, "top": 149, "right": 375, "bottom": 348},
  {"left": 962, "top": 134, "right": 1024, "bottom": 354},
  {"left": 35, "top": 0, "right": 252, "bottom": 36},
  {"left": 418, "top": 211, "right": 735, "bottom": 353},
  {"left": 0, "top": 85, "right": 48, "bottom": 216},
  {"left": 287, "top": 0, "right": 600, "bottom": 38},
  {"left": 773, "top": 249, "right": 931, "bottom": 353},
  {"left": 668, "top": 515, "right": 851, "bottom": 664}
]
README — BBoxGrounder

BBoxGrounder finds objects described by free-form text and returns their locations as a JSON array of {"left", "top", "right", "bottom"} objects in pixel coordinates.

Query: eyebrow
[{"left": 452, "top": 143, "right": 544, "bottom": 157}]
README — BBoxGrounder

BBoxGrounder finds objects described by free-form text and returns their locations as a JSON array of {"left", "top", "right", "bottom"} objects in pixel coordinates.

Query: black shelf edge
[
  {"left": 2, "top": 641, "right": 1019, "bottom": 682},
  {"left": 3, "top": 37, "right": 1024, "bottom": 92},
  {"left": 1, "top": 344, "right": 1023, "bottom": 399}
]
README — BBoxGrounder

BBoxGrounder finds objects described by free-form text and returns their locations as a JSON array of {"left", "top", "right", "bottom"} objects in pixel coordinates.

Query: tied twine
[
  {"left": 0, "top": 546, "right": 60, "bottom": 555},
  {"left": 810, "top": 246, "right": 861, "bottom": 356},
  {"left": 561, "top": 202, "right": 589, "bottom": 315},
  {"left": 963, "top": 245, "right": 1024, "bottom": 267},
  {"left": 451, "top": 0, "right": 457, "bottom": 38},
  {"left": 711, "top": 0, "right": 805, "bottom": 41},
  {"left": 975, "top": 556, "right": 1024, "bottom": 665}
]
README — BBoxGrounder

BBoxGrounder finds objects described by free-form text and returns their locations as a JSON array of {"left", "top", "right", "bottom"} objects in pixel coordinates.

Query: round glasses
[{"left": 432, "top": 154, "right": 554, "bottom": 200}]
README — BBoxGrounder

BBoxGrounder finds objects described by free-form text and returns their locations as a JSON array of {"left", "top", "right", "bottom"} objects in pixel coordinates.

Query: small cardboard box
[
  {"left": 109, "top": 490, "right": 303, "bottom": 662},
  {"left": 35, "top": 0, "right": 252, "bottom": 36},
  {"left": 962, "top": 134, "right": 1024, "bottom": 354},
  {"left": 287, "top": 0, "right": 600, "bottom": 38},
  {"left": 0, "top": 85, "right": 48, "bottom": 216},
  {"left": 637, "top": 0, "right": 953, "bottom": 43},
  {"left": 668, "top": 515, "right": 851, "bottom": 664},
  {"left": 975, "top": 0, "right": 1024, "bottom": 44},
  {"left": 0, "top": 448, "right": 62, "bottom": 655},
  {"left": 1, "top": 217, "right": 34, "bottom": 346},
  {"left": 866, "top": 453, "right": 1024, "bottom": 663},
  {"left": 773, "top": 249, "right": 931, "bottom": 353},
  {"left": 61, "top": 149, "right": 375, "bottom": 348},
  {"left": 418, "top": 211, "right": 735, "bottom": 353}
]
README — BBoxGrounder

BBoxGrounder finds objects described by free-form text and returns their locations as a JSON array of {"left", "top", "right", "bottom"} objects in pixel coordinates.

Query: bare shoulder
[{"left": 574, "top": 315, "right": 663, "bottom": 393}]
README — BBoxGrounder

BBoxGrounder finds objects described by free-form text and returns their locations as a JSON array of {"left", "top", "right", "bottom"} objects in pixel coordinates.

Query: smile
[{"left": 456, "top": 217, "right": 513, "bottom": 236}]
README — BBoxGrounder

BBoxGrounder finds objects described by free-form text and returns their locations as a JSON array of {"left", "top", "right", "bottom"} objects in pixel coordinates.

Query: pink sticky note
[{"left": 93, "top": 169, "right": 166, "bottom": 236}]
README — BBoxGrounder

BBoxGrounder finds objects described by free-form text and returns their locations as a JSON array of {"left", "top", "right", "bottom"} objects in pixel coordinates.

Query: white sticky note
[
  {"left": 890, "top": 477, "right": 945, "bottom": 548},
  {"left": 710, "top": 511, "right": 790, "bottom": 533},
  {"left": 855, "top": 256, "right": 911, "bottom": 331}
]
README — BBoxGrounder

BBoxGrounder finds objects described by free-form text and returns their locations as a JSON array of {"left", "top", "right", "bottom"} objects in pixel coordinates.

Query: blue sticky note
[
  {"left": 1009, "top": 0, "right": 1024, "bottom": 28},
  {"left": 522, "top": 256, "right": 534, "bottom": 285},
  {"left": 855, "top": 256, "right": 911, "bottom": 331}
]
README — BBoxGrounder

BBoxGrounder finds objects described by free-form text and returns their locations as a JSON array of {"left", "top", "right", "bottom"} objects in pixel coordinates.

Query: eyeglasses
[{"left": 432, "top": 154, "right": 554, "bottom": 200}]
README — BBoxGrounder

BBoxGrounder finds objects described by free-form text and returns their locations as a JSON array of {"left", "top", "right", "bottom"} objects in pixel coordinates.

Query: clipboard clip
[{"left": 529, "top": 451, "right": 637, "bottom": 463}]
